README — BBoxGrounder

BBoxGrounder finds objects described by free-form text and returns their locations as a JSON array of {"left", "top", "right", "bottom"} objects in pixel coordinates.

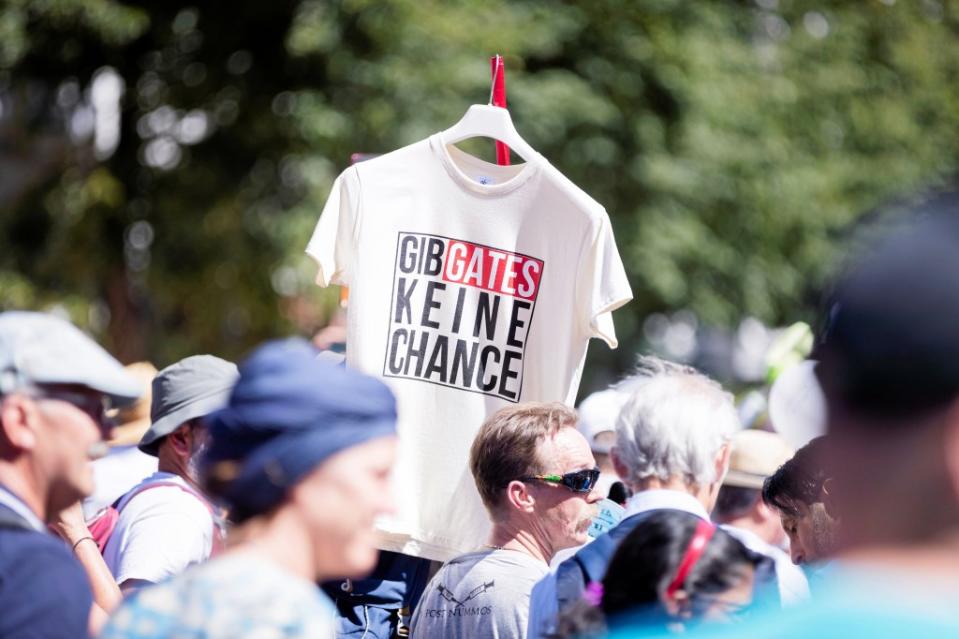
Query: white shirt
[
  {"left": 721, "top": 524, "right": 810, "bottom": 607},
  {"left": 102, "top": 471, "right": 214, "bottom": 585},
  {"left": 621, "top": 488, "right": 710, "bottom": 520},
  {"left": 307, "top": 134, "right": 632, "bottom": 561},
  {"left": 82, "top": 445, "right": 158, "bottom": 520},
  {"left": 529, "top": 489, "right": 709, "bottom": 638}
]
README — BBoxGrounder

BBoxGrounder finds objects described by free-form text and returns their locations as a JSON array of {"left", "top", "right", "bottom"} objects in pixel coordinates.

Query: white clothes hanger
[{"left": 438, "top": 62, "right": 537, "bottom": 162}]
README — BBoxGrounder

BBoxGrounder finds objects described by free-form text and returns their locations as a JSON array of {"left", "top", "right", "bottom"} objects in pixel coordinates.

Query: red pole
[{"left": 490, "top": 55, "right": 510, "bottom": 165}]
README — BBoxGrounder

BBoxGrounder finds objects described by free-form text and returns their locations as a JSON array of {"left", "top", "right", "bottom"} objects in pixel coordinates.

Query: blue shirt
[{"left": 0, "top": 488, "right": 92, "bottom": 638}]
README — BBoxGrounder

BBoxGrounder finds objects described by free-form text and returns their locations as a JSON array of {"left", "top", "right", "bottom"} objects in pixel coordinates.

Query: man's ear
[
  {"left": 167, "top": 424, "right": 193, "bottom": 457},
  {"left": 821, "top": 477, "right": 840, "bottom": 521},
  {"left": 943, "top": 400, "right": 959, "bottom": 516},
  {"left": 610, "top": 446, "right": 630, "bottom": 481},
  {"left": 504, "top": 479, "right": 535, "bottom": 514},
  {"left": 0, "top": 395, "right": 40, "bottom": 452},
  {"left": 715, "top": 442, "right": 732, "bottom": 484}
]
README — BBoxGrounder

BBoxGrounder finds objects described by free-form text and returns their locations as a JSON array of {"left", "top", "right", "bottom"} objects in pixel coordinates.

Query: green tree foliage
[{"left": 1, "top": 0, "right": 958, "bottom": 374}]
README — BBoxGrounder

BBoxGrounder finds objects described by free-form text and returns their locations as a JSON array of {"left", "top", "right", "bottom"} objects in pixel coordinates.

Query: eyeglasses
[
  {"left": 520, "top": 467, "right": 601, "bottom": 493},
  {"left": 31, "top": 388, "right": 112, "bottom": 428}
]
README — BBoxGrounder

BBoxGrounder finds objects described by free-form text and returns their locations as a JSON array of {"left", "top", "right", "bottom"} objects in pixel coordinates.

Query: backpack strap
[{"left": 119, "top": 480, "right": 226, "bottom": 556}]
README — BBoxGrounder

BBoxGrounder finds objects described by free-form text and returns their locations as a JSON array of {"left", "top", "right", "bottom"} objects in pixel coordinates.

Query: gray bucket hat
[{"left": 138, "top": 354, "right": 239, "bottom": 456}]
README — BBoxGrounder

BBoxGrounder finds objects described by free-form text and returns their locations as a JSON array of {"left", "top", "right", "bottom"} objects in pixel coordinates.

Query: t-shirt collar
[
  {"left": 0, "top": 484, "right": 46, "bottom": 532},
  {"left": 430, "top": 134, "right": 542, "bottom": 196}
]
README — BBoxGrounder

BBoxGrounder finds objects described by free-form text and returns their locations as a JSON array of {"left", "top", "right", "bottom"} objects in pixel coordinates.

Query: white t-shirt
[
  {"left": 103, "top": 471, "right": 215, "bottom": 585},
  {"left": 307, "top": 135, "right": 632, "bottom": 560},
  {"left": 82, "top": 445, "right": 158, "bottom": 520}
]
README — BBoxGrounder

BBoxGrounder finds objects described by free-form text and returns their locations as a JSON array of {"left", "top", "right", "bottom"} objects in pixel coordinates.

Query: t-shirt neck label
[{"left": 431, "top": 135, "right": 540, "bottom": 195}]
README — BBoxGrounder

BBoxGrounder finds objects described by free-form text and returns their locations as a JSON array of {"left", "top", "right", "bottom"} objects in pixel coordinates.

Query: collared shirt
[
  {"left": 0, "top": 484, "right": 45, "bottom": 532},
  {"left": 622, "top": 488, "right": 710, "bottom": 520},
  {"left": 529, "top": 489, "right": 709, "bottom": 638}
]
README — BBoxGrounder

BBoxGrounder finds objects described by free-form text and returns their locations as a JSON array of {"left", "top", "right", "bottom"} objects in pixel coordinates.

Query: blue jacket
[{"left": 554, "top": 508, "right": 676, "bottom": 611}]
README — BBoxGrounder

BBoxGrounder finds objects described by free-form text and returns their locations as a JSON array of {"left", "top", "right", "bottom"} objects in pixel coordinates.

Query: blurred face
[
  {"left": 30, "top": 386, "right": 111, "bottom": 514},
  {"left": 527, "top": 427, "right": 602, "bottom": 554},
  {"left": 779, "top": 501, "right": 838, "bottom": 565},
  {"left": 289, "top": 435, "right": 397, "bottom": 580},
  {"left": 697, "top": 566, "right": 755, "bottom": 623}
]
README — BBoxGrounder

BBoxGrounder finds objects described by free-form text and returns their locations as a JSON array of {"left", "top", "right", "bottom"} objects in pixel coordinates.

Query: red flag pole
[{"left": 490, "top": 55, "right": 510, "bottom": 165}]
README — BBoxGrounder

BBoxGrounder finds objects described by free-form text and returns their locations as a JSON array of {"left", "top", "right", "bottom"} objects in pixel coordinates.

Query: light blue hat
[{"left": 0, "top": 311, "right": 140, "bottom": 406}]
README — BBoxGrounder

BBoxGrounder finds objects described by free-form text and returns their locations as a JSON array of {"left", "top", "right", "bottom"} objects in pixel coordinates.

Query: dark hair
[
  {"left": 553, "top": 510, "right": 756, "bottom": 637},
  {"left": 762, "top": 436, "right": 830, "bottom": 517},
  {"left": 607, "top": 481, "right": 628, "bottom": 506},
  {"left": 713, "top": 485, "right": 760, "bottom": 522}
]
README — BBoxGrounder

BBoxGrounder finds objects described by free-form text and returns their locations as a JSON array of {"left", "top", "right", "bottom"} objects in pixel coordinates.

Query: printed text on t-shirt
[{"left": 383, "top": 232, "right": 544, "bottom": 401}]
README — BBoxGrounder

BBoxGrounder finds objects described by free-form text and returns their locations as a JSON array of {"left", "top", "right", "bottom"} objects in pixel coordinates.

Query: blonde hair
[{"left": 469, "top": 402, "right": 578, "bottom": 515}]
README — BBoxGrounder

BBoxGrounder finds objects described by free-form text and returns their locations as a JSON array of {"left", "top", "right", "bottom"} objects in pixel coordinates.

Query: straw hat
[
  {"left": 107, "top": 362, "right": 157, "bottom": 447},
  {"left": 723, "top": 429, "right": 795, "bottom": 490}
]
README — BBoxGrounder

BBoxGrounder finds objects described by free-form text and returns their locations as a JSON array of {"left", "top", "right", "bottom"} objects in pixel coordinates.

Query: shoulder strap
[
  {"left": 119, "top": 480, "right": 211, "bottom": 513},
  {"left": 119, "top": 480, "right": 225, "bottom": 556},
  {"left": 0, "top": 505, "right": 33, "bottom": 532}
]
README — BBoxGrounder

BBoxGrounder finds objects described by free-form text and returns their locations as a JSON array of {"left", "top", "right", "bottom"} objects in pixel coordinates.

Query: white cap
[
  {"left": 768, "top": 359, "right": 827, "bottom": 450},
  {"left": 0, "top": 311, "right": 141, "bottom": 406},
  {"left": 577, "top": 388, "right": 629, "bottom": 454}
]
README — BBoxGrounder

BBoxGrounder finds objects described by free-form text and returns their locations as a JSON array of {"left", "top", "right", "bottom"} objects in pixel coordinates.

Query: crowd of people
[{"left": 2, "top": 194, "right": 959, "bottom": 638}]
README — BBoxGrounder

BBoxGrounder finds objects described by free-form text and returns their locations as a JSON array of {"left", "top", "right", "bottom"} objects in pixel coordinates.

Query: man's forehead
[{"left": 541, "top": 427, "right": 595, "bottom": 470}]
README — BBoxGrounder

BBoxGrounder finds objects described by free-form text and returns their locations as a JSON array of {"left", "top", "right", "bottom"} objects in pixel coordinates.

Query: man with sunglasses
[
  {"left": 410, "top": 402, "right": 601, "bottom": 639},
  {"left": 0, "top": 311, "right": 140, "bottom": 638}
]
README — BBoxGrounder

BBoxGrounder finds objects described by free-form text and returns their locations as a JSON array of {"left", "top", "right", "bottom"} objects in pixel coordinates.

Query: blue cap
[
  {"left": 201, "top": 338, "right": 397, "bottom": 519},
  {"left": 0, "top": 311, "right": 140, "bottom": 406},
  {"left": 817, "top": 195, "right": 959, "bottom": 417}
]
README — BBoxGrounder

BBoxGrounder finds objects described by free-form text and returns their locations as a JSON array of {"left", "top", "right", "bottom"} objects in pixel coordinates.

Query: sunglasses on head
[{"left": 520, "top": 467, "right": 601, "bottom": 493}]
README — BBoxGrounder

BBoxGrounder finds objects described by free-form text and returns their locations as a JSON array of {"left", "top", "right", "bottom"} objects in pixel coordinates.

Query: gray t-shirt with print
[{"left": 410, "top": 548, "right": 549, "bottom": 639}]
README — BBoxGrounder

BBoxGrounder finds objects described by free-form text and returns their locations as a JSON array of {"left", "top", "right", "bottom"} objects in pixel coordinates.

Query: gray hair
[{"left": 614, "top": 356, "right": 739, "bottom": 487}]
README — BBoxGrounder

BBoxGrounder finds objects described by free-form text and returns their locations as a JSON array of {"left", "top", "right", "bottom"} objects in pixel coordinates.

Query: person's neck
[
  {"left": 487, "top": 519, "right": 551, "bottom": 564},
  {"left": 631, "top": 476, "right": 714, "bottom": 512},
  {"left": 157, "top": 456, "right": 202, "bottom": 493},
  {"left": 0, "top": 461, "right": 47, "bottom": 520},
  {"left": 226, "top": 507, "right": 318, "bottom": 583}
]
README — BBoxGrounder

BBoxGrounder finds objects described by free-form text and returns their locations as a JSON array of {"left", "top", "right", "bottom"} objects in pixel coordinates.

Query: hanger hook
[{"left": 488, "top": 55, "right": 501, "bottom": 106}]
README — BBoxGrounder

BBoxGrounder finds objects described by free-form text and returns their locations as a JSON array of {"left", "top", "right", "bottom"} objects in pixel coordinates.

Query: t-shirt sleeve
[
  {"left": 305, "top": 166, "right": 361, "bottom": 288},
  {"left": 576, "top": 213, "right": 633, "bottom": 348},
  {"left": 112, "top": 494, "right": 213, "bottom": 585}
]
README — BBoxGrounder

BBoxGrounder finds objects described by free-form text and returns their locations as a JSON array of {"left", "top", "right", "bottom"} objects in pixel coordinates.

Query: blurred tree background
[{"left": 1, "top": 0, "right": 958, "bottom": 387}]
